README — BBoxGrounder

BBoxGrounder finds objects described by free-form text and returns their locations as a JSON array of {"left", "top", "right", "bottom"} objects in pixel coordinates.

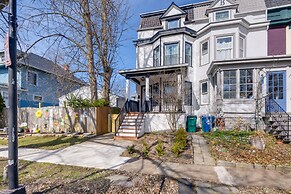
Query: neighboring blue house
[{"left": 0, "top": 50, "right": 84, "bottom": 107}]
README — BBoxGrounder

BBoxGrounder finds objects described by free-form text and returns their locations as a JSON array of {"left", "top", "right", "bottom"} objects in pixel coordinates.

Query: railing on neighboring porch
[
  {"left": 265, "top": 98, "right": 291, "bottom": 140},
  {"left": 141, "top": 99, "right": 183, "bottom": 113}
]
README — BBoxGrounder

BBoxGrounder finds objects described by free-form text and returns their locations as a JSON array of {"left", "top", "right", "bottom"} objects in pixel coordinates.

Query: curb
[{"left": 216, "top": 160, "right": 291, "bottom": 172}]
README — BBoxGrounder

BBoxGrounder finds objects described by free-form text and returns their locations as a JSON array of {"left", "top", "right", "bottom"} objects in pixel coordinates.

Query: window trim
[
  {"left": 153, "top": 45, "right": 160, "bottom": 67},
  {"left": 215, "top": 10, "right": 230, "bottom": 22},
  {"left": 163, "top": 42, "right": 180, "bottom": 66},
  {"left": 185, "top": 42, "right": 192, "bottom": 67},
  {"left": 223, "top": 70, "right": 237, "bottom": 99},
  {"left": 239, "top": 35, "right": 246, "bottom": 58},
  {"left": 215, "top": 35, "right": 234, "bottom": 60},
  {"left": 167, "top": 18, "right": 180, "bottom": 29},
  {"left": 27, "top": 70, "right": 38, "bottom": 86},
  {"left": 200, "top": 39, "right": 210, "bottom": 66}
]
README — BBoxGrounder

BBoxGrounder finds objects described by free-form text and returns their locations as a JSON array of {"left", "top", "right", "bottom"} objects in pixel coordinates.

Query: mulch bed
[
  {"left": 121, "top": 132, "right": 193, "bottom": 164},
  {"left": 203, "top": 130, "right": 291, "bottom": 166}
]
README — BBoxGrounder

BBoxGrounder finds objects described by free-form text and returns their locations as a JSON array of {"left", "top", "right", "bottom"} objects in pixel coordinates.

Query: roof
[
  {"left": 264, "top": 0, "right": 291, "bottom": 8},
  {"left": 17, "top": 52, "right": 84, "bottom": 85},
  {"left": 139, "top": 0, "right": 269, "bottom": 29}
]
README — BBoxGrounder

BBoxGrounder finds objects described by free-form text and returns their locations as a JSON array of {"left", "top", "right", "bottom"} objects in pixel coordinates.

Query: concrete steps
[{"left": 115, "top": 112, "right": 145, "bottom": 140}]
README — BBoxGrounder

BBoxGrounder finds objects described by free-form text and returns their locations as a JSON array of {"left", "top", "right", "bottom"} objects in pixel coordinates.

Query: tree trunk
[{"left": 81, "top": 0, "right": 97, "bottom": 101}]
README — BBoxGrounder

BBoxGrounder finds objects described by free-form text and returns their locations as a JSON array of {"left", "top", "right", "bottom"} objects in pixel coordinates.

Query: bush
[
  {"left": 142, "top": 141, "right": 149, "bottom": 157},
  {"left": 171, "top": 127, "right": 187, "bottom": 157},
  {"left": 66, "top": 95, "right": 109, "bottom": 108},
  {"left": 155, "top": 139, "right": 165, "bottom": 157},
  {"left": 126, "top": 145, "right": 135, "bottom": 154},
  {"left": 111, "top": 107, "right": 121, "bottom": 114}
]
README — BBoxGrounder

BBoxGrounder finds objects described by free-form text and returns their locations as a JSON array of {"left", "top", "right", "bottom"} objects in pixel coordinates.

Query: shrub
[
  {"left": 171, "top": 142, "right": 183, "bottom": 157},
  {"left": 111, "top": 107, "right": 121, "bottom": 114},
  {"left": 66, "top": 94, "right": 109, "bottom": 108},
  {"left": 155, "top": 139, "right": 165, "bottom": 157},
  {"left": 126, "top": 145, "right": 135, "bottom": 154},
  {"left": 171, "top": 127, "right": 187, "bottom": 157},
  {"left": 142, "top": 141, "right": 149, "bottom": 157}
]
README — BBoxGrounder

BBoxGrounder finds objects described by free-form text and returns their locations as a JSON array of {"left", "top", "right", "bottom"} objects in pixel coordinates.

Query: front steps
[{"left": 115, "top": 112, "right": 145, "bottom": 140}]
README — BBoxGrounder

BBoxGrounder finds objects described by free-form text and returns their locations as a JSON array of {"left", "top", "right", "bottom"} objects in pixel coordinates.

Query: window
[
  {"left": 164, "top": 43, "right": 179, "bottom": 65},
  {"left": 163, "top": 82, "right": 176, "bottom": 104},
  {"left": 153, "top": 46, "right": 160, "bottom": 67},
  {"left": 201, "top": 82, "right": 208, "bottom": 94},
  {"left": 239, "top": 36, "right": 245, "bottom": 58},
  {"left": 215, "top": 10, "right": 230, "bottom": 22},
  {"left": 223, "top": 70, "right": 236, "bottom": 99},
  {"left": 201, "top": 41, "right": 209, "bottom": 65},
  {"left": 216, "top": 36, "right": 233, "bottom": 60},
  {"left": 240, "top": 69, "right": 253, "bottom": 99},
  {"left": 33, "top": 95, "right": 42, "bottom": 102},
  {"left": 28, "top": 71, "right": 37, "bottom": 85},
  {"left": 185, "top": 42, "right": 192, "bottom": 66},
  {"left": 0, "top": 55, "right": 4, "bottom": 63},
  {"left": 167, "top": 19, "right": 180, "bottom": 29},
  {"left": 184, "top": 81, "right": 192, "bottom": 106}
]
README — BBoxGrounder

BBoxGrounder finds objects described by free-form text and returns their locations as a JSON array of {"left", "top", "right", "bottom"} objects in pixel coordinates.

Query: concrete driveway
[{"left": 0, "top": 133, "right": 133, "bottom": 169}]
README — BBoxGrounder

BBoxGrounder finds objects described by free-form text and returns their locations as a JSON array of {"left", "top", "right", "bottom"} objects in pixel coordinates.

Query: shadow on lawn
[{"left": 19, "top": 136, "right": 90, "bottom": 150}]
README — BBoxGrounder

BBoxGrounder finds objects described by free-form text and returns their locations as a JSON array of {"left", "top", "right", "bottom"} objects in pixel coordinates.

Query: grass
[
  {"left": 0, "top": 135, "right": 90, "bottom": 150},
  {"left": 0, "top": 157, "right": 111, "bottom": 192},
  {"left": 203, "top": 130, "right": 291, "bottom": 166}
]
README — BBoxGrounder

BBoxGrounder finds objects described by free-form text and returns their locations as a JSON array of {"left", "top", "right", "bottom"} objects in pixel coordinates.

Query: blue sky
[{"left": 119, "top": 0, "right": 204, "bottom": 70}]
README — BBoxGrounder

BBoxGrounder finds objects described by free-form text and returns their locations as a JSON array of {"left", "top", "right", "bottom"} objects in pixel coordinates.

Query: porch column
[
  {"left": 216, "top": 70, "right": 222, "bottom": 99},
  {"left": 126, "top": 78, "right": 130, "bottom": 100},
  {"left": 145, "top": 75, "right": 150, "bottom": 111}
]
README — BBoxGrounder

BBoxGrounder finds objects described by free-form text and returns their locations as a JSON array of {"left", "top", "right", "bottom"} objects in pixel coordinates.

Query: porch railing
[
  {"left": 265, "top": 97, "right": 290, "bottom": 140},
  {"left": 135, "top": 113, "right": 144, "bottom": 137}
]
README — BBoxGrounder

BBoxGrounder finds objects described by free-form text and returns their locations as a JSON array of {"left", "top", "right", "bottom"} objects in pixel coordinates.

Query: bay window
[
  {"left": 223, "top": 70, "right": 236, "bottom": 99},
  {"left": 185, "top": 42, "right": 192, "bottom": 66},
  {"left": 153, "top": 46, "right": 160, "bottom": 67},
  {"left": 216, "top": 36, "right": 233, "bottom": 60},
  {"left": 240, "top": 69, "right": 253, "bottom": 99},
  {"left": 164, "top": 43, "right": 179, "bottom": 66},
  {"left": 239, "top": 36, "right": 245, "bottom": 58}
]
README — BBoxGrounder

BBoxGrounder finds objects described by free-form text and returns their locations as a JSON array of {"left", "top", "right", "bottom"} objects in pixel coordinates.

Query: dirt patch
[
  {"left": 203, "top": 130, "right": 291, "bottom": 166},
  {"left": 121, "top": 132, "right": 193, "bottom": 164}
]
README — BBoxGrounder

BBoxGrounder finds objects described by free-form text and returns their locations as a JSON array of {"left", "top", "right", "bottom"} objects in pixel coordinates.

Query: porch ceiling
[{"left": 119, "top": 63, "right": 188, "bottom": 78}]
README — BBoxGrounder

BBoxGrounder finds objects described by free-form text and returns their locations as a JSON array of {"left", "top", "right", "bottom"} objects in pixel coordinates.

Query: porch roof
[
  {"left": 207, "top": 55, "right": 291, "bottom": 75},
  {"left": 119, "top": 63, "right": 188, "bottom": 78}
]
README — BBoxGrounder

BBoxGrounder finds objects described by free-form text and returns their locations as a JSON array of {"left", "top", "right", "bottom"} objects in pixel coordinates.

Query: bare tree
[{"left": 20, "top": 0, "right": 129, "bottom": 101}]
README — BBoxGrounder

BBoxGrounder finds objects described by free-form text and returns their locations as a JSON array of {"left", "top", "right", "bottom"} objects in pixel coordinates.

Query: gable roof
[
  {"left": 17, "top": 52, "right": 84, "bottom": 85},
  {"left": 208, "top": 0, "right": 237, "bottom": 9},
  {"left": 160, "top": 2, "right": 187, "bottom": 19},
  {"left": 264, "top": 0, "right": 291, "bottom": 8}
]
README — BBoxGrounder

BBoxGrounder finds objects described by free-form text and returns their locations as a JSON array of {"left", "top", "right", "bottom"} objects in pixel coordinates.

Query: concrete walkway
[
  {"left": 192, "top": 135, "right": 216, "bottom": 166},
  {"left": 0, "top": 133, "right": 132, "bottom": 169}
]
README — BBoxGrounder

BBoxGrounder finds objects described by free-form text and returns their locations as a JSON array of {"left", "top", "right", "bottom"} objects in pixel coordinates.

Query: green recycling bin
[{"left": 187, "top": 116, "right": 197, "bottom": 132}]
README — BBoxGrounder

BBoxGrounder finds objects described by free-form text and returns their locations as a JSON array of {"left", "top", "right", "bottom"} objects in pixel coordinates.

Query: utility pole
[{"left": 7, "top": 0, "right": 25, "bottom": 193}]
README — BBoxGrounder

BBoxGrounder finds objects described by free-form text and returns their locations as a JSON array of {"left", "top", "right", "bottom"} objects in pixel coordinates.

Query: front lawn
[
  {"left": 0, "top": 135, "right": 90, "bottom": 150},
  {"left": 0, "top": 158, "right": 178, "bottom": 193},
  {"left": 203, "top": 130, "right": 291, "bottom": 166}
]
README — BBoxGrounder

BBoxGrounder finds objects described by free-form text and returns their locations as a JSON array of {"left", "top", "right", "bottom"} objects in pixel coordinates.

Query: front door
[{"left": 267, "top": 71, "right": 286, "bottom": 112}]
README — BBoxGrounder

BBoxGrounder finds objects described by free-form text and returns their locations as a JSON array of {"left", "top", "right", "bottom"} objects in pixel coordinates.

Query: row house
[{"left": 117, "top": 0, "right": 291, "bottom": 141}]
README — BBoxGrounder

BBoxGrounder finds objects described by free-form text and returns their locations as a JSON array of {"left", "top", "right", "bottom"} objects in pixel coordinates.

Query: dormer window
[
  {"left": 167, "top": 19, "right": 180, "bottom": 29},
  {"left": 215, "top": 10, "right": 230, "bottom": 22}
]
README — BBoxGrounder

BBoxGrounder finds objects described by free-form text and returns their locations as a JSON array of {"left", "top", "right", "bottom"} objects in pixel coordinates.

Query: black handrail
[
  {"left": 134, "top": 113, "right": 144, "bottom": 137},
  {"left": 115, "top": 99, "right": 129, "bottom": 136},
  {"left": 265, "top": 97, "right": 290, "bottom": 140}
]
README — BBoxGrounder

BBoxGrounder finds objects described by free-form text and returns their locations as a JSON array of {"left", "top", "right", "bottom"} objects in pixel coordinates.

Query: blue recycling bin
[{"left": 201, "top": 115, "right": 215, "bottom": 132}]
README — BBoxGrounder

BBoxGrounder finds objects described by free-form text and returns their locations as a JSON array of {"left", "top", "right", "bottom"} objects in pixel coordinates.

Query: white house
[{"left": 117, "top": 0, "right": 291, "bottom": 141}]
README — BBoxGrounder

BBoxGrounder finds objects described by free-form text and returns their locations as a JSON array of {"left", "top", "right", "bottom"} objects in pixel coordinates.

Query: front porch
[{"left": 120, "top": 64, "right": 190, "bottom": 113}]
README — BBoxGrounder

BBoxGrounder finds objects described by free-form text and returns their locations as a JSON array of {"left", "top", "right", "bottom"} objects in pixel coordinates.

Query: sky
[{"left": 119, "top": 0, "right": 204, "bottom": 71}]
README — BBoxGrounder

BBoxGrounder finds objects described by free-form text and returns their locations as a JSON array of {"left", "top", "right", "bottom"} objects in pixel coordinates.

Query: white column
[
  {"left": 145, "top": 76, "right": 150, "bottom": 101},
  {"left": 126, "top": 79, "right": 130, "bottom": 100}
]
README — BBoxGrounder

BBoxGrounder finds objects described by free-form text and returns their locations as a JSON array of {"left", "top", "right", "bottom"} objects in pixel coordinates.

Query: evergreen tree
[{"left": 0, "top": 93, "right": 5, "bottom": 113}]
